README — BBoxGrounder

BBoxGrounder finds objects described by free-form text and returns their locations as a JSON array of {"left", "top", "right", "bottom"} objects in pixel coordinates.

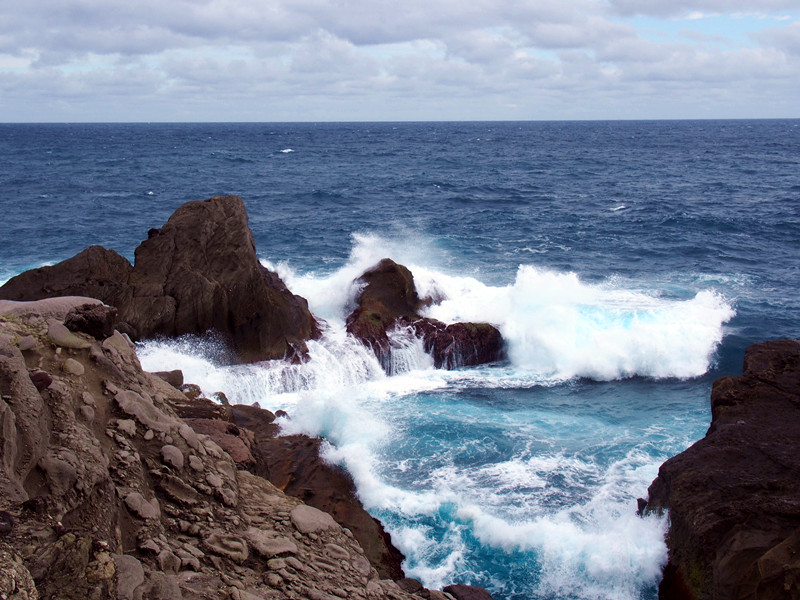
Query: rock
[
  {"left": 47, "top": 319, "right": 91, "bottom": 349},
  {"left": 16, "top": 336, "right": 37, "bottom": 352},
  {"left": 124, "top": 492, "right": 161, "bottom": 521},
  {"left": 113, "top": 554, "right": 145, "bottom": 600},
  {"left": 244, "top": 527, "right": 298, "bottom": 558},
  {"left": 64, "top": 303, "right": 118, "bottom": 339},
  {"left": 0, "top": 197, "right": 321, "bottom": 363},
  {"left": 0, "top": 542, "right": 37, "bottom": 599},
  {"left": 161, "top": 444, "right": 185, "bottom": 470},
  {"left": 647, "top": 340, "right": 800, "bottom": 600},
  {"left": 158, "top": 549, "right": 182, "bottom": 574},
  {"left": 182, "top": 418, "right": 255, "bottom": 467},
  {"left": 443, "top": 584, "right": 494, "bottom": 600},
  {"left": 153, "top": 370, "right": 184, "bottom": 389},
  {"left": 203, "top": 531, "right": 249, "bottom": 562},
  {"left": 62, "top": 358, "right": 85, "bottom": 376},
  {"left": 117, "top": 419, "right": 137, "bottom": 437},
  {"left": 291, "top": 505, "right": 339, "bottom": 534},
  {"left": 0, "top": 511, "right": 13, "bottom": 536},
  {"left": 0, "top": 247, "right": 133, "bottom": 309},
  {"left": 28, "top": 370, "right": 52, "bottom": 391},
  {"left": 345, "top": 259, "right": 503, "bottom": 371}
]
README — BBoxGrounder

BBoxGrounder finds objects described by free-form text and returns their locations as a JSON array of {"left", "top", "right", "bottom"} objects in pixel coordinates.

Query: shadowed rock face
[
  {"left": 646, "top": 339, "right": 800, "bottom": 600},
  {"left": 0, "top": 196, "right": 320, "bottom": 363},
  {"left": 346, "top": 258, "right": 504, "bottom": 371}
]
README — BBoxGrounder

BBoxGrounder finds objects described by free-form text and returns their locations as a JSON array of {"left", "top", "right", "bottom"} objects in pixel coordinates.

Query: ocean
[{"left": 2, "top": 120, "right": 799, "bottom": 600}]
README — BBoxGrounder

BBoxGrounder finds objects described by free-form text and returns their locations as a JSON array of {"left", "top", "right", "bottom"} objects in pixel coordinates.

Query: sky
[{"left": 1, "top": 0, "right": 799, "bottom": 122}]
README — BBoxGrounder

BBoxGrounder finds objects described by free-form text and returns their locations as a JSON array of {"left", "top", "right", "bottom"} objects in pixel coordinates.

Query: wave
[{"left": 268, "top": 232, "right": 735, "bottom": 382}]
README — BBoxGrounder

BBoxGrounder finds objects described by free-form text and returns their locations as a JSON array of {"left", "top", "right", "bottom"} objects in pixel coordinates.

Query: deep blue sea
[{"left": 2, "top": 120, "right": 799, "bottom": 600}]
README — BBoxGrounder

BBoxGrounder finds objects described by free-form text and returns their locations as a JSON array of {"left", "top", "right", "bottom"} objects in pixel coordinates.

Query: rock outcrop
[
  {"left": 346, "top": 259, "right": 504, "bottom": 371},
  {"left": 646, "top": 339, "right": 800, "bottom": 600},
  {"left": 0, "top": 196, "right": 320, "bottom": 363},
  {"left": 0, "top": 298, "right": 467, "bottom": 600}
]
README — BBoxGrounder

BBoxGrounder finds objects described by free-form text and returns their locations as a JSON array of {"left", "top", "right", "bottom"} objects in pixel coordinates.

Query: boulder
[
  {"left": 0, "top": 196, "right": 320, "bottom": 363},
  {"left": 647, "top": 339, "right": 800, "bottom": 600},
  {"left": 346, "top": 258, "right": 503, "bottom": 371},
  {"left": 64, "top": 303, "right": 118, "bottom": 339}
]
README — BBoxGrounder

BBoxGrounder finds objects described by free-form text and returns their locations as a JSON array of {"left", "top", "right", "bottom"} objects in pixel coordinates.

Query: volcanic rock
[
  {"left": 0, "top": 196, "right": 320, "bottom": 363},
  {"left": 647, "top": 339, "right": 800, "bottom": 600},
  {"left": 346, "top": 258, "right": 504, "bottom": 371},
  {"left": 0, "top": 299, "right": 465, "bottom": 600}
]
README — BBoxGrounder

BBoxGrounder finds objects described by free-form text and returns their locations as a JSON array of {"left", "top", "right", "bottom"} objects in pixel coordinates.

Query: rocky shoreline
[
  {"left": 645, "top": 339, "right": 800, "bottom": 600},
  {"left": 0, "top": 196, "right": 500, "bottom": 600},
  {"left": 2, "top": 194, "right": 796, "bottom": 600}
]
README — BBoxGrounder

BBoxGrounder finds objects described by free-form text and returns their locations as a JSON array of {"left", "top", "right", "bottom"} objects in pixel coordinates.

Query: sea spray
[{"left": 138, "top": 237, "right": 733, "bottom": 600}]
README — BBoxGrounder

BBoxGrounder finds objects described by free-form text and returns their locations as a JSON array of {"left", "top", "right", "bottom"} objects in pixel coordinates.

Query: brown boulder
[
  {"left": 646, "top": 339, "right": 800, "bottom": 600},
  {"left": 0, "top": 196, "right": 320, "bottom": 363},
  {"left": 346, "top": 259, "right": 503, "bottom": 371}
]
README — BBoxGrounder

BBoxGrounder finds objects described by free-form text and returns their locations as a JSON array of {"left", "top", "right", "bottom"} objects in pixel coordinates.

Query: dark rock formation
[
  {"left": 647, "top": 339, "right": 800, "bottom": 600},
  {"left": 346, "top": 258, "right": 504, "bottom": 371},
  {"left": 443, "top": 584, "right": 495, "bottom": 600},
  {"left": 0, "top": 196, "right": 320, "bottom": 363},
  {"left": 0, "top": 299, "right": 457, "bottom": 600},
  {"left": 64, "top": 302, "right": 119, "bottom": 339}
]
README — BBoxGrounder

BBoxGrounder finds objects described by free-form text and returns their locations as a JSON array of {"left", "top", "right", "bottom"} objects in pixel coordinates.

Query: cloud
[{"left": 0, "top": 0, "right": 799, "bottom": 120}]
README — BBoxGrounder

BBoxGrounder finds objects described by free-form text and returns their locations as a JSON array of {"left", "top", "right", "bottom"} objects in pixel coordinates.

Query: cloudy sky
[{"left": 1, "top": 1, "right": 799, "bottom": 121}]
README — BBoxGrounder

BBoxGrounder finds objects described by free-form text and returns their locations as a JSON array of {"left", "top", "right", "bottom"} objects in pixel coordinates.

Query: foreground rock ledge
[
  {"left": 646, "top": 339, "right": 800, "bottom": 600},
  {"left": 0, "top": 298, "right": 490, "bottom": 600},
  {"left": 0, "top": 195, "right": 320, "bottom": 363}
]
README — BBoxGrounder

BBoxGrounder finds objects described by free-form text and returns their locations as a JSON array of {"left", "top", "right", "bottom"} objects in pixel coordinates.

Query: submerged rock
[
  {"left": 0, "top": 196, "right": 320, "bottom": 363},
  {"left": 346, "top": 258, "right": 504, "bottom": 370},
  {"left": 647, "top": 339, "right": 800, "bottom": 600}
]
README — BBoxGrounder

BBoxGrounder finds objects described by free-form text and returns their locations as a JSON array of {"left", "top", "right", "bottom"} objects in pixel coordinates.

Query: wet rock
[
  {"left": 647, "top": 340, "right": 800, "bottom": 600},
  {"left": 346, "top": 259, "right": 503, "bottom": 371}
]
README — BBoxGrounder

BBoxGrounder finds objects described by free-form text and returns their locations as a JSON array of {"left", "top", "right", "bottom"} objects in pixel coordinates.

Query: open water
[{"left": 2, "top": 120, "right": 799, "bottom": 599}]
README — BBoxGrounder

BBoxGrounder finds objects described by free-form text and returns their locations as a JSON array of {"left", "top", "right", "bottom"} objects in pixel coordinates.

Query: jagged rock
[
  {"left": 647, "top": 340, "right": 800, "bottom": 600},
  {"left": 0, "top": 196, "right": 321, "bottom": 363},
  {"left": 64, "top": 303, "right": 118, "bottom": 340},
  {"left": 153, "top": 370, "right": 184, "bottom": 390},
  {"left": 346, "top": 259, "right": 503, "bottom": 371},
  {"left": 28, "top": 371, "right": 52, "bottom": 391},
  {"left": 0, "top": 542, "right": 36, "bottom": 600}
]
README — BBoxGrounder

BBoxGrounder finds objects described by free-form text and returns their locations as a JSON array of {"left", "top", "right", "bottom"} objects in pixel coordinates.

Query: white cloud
[{"left": 0, "top": 0, "right": 799, "bottom": 120}]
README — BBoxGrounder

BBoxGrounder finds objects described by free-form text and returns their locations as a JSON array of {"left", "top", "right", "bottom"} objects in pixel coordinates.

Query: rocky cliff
[
  {"left": 0, "top": 196, "right": 320, "bottom": 363},
  {"left": 646, "top": 339, "right": 800, "bottom": 600},
  {"left": 0, "top": 297, "right": 486, "bottom": 600}
]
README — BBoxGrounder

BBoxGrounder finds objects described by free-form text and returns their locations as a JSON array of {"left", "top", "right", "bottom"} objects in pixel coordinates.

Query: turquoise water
[{"left": 3, "top": 120, "right": 799, "bottom": 599}]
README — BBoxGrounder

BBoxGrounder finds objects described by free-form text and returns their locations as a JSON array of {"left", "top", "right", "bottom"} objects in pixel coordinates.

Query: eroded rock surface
[
  {"left": 646, "top": 339, "right": 800, "bottom": 600},
  {"left": 0, "top": 300, "right": 479, "bottom": 600},
  {"left": 0, "top": 196, "right": 320, "bottom": 363}
]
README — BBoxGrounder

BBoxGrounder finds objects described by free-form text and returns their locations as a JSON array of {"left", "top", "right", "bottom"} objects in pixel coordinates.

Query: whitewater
[
  {"left": 138, "top": 232, "right": 735, "bottom": 600},
  {"left": 5, "top": 119, "right": 797, "bottom": 600}
]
